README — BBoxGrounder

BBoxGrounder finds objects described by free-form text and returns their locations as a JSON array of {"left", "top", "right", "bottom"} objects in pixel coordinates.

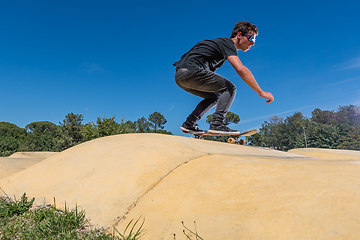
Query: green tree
[
  {"left": 247, "top": 114, "right": 300, "bottom": 150},
  {"left": 0, "top": 122, "right": 26, "bottom": 156},
  {"left": 335, "top": 105, "right": 360, "bottom": 127},
  {"left": 311, "top": 108, "right": 336, "bottom": 125},
  {"left": 310, "top": 105, "right": 359, "bottom": 150},
  {"left": 246, "top": 132, "right": 263, "bottom": 146},
  {"left": 247, "top": 105, "right": 360, "bottom": 151},
  {"left": 25, "top": 121, "right": 57, "bottom": 133},
  {"left": 306, "top": 122, "right": 340, "bottom": 148},
  {"left": 0, "top": 122, "right": 26, "bottom": 139},
  {"left": 333, "top": 105, "right": 360, "bottom": 140},
  {"left": 0, "top": 137, "right": 19, "bottom": 157},
  {"left": 82, "top": 117, "right": 138, "bottom": 141},
  {"left": 82, "top": 121, "right": 99, "bottom": 141},
  {"left": 20, "top": 121, "right": 60, "bottom": 152},
  {"left": 148, "top": 112, "right": 167, "bottom": 133},
  {"left": 135, "top": 117, "right": 151, "bottom": 133},
  {"left": 283, "top": 112, "right": 310, "bottom": 150},
  {"left": 247, "top": 112, "right": 313, "bottom": 151},
  {"left": 97, "top": 116, "right": 120, "bottom": 137},
  {"left": 124, "top": 120, "right": 137, "bottom": 133},
  {"left": 120, "top": 119, "right": 136, "bottom": 134},
  {"left": 338, "top": 126, "right": 360, "bottom": 150},
  {"left": 206, "top": 111, "right": 240, "bottom": 125},
  {"left": 59, "top": 113, "right": 84, "bottom": 145},
  {"left": 96, "top": 116, "right": 133, "bottom": 137},
  {"left": 259, "top": 115, "right": 287, "bottom": 150}
]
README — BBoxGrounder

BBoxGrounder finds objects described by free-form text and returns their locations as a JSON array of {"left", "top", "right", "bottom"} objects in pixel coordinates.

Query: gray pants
[{"left": 175, "top": 67, "right": 236, "bottom": 126}]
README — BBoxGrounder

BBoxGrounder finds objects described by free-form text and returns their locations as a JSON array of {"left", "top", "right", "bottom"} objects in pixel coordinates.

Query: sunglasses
[{"left": 243, "top": 33, "right": 256, "bottom": 43}]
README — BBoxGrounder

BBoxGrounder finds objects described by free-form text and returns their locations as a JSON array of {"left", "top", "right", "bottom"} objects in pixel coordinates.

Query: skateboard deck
[{"left": 182, "top": 129, "right": 258, "bottom": 145}]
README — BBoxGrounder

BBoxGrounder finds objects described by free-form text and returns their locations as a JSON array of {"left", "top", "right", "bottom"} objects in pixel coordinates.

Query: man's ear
[{"left": 237, "top": 32, "right": 242, "bottom": 38}]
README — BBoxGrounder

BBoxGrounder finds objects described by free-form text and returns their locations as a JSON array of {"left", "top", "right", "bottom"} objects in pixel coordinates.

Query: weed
[
  {"left": 31, "top": 203, "right": 88, "bottom": 238},
  {"left": 0, "top": 189, "right": 34, "bottom": 218},
  {"left": 113, "top": 216, "right": 146, "bottom": 240},
  {"left": 181, "top": 221, "right": 204, "bottom": 240},
  {"left": 0, "top": 192, "right": 145, "bottom": 240}
]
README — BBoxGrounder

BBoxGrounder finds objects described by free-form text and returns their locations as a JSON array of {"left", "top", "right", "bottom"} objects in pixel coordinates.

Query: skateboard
[{"left": 182, "top": 129, "right": 258, "bottom": 145}]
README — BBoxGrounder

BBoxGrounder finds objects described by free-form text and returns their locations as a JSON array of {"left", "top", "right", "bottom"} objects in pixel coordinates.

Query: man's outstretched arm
[{"left": 228, "top": 55, "right": 274, "bottom": 103}]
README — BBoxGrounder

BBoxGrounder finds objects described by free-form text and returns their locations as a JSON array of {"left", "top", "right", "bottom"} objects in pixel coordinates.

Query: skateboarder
[{"left": 174, "top": 21, "right": 274, "bottom": 134}]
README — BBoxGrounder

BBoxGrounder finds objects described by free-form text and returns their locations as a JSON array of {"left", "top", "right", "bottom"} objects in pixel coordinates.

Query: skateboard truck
[{"left": 227, "top": 137, "right": 246, "bottom": 145}]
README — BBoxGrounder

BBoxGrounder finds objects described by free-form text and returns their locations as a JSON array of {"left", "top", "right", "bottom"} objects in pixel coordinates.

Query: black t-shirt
[{"left": 173, "top": 38, "right": 238, "bottom": 72}]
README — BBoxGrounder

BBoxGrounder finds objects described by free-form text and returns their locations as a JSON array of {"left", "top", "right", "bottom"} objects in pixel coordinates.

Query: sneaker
[
  {"left": 208, "top": 124, "right": 240, "bottom": 135},
  {"left": 180, "top": 122, "right": 205, "bottom": 133}
]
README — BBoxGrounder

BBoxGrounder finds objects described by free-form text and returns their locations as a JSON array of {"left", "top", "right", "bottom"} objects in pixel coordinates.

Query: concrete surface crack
[{"left": 113, "top": 154, "right": 210, "bottom": 227}]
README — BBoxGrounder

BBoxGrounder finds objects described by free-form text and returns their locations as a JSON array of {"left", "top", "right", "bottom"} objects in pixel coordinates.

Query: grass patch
[
  {"left": 180, "top": 221, "right": 203, "bottom": 240},
  {"left": 0, "top": 191, "right": 144, "bottom": 240}
]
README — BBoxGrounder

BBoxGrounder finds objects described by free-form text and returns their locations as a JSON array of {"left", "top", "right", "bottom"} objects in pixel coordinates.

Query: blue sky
[{"left": 1, "top": 0, "right": 359, "bottom": 137}]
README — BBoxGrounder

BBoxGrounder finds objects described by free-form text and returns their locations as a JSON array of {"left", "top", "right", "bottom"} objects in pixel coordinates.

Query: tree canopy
[
  {"left": 247, "top": 105, "right": 360, "bottom": 151},
  {"left": 0, "top": 111, "right": 172, "bottom": 157},
  {"left": 1, "top": 105, "right": 359, "bottom": 156},
  {"left": 148, "top": 112, "right": 167, "bottom": 133}
]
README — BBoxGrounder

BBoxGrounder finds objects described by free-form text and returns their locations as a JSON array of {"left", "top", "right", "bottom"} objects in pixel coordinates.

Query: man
[{"left": 174, "top": 21, "right": 274, "bottom": 134}]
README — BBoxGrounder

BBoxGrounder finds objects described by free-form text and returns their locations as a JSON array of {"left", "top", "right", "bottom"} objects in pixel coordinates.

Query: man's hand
[
  {"left": 259, "top": 91, "right": 274, "bottom": 103},
  {"left": 228, "top": 56, "right": 274, "bottom": 104}
]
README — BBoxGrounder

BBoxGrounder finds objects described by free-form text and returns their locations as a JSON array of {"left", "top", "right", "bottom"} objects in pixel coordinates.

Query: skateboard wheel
[
  {"left": 239, "top": 139, "right": 245, "bottom": 145},
  {"left": 228, "top": 137, "right": 235, "bottom": 144}
]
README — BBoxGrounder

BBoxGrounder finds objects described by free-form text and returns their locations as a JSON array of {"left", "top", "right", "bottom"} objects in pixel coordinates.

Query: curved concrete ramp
[
  {"left": 0, "top": 134, "right": 359, "bottom": 239},
  {"left": 0, "top": 152, "right": 57, "bottom": 179},
  {"left": 8, "top": 152, "right": 58, "bottom": 159},
  {"left": 289, "top": 148, "right": 360, "bottom": 160}
]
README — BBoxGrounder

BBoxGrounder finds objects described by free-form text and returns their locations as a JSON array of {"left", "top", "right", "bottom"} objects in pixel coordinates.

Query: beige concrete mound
[
  {"left": 288, "top": 148, "right": 360, "bottom": 160},
  {"left": 0, "top": 152, "right": 57, "bottom": 179},
  {"left": 0, "top": 157, "right": 45, "bottom": 180},
  {"left": 0, "top": 134, "right": 359, "bottom": 239},
  {"left": 8, "top": 151, "right": 58, "bottom": 159}
]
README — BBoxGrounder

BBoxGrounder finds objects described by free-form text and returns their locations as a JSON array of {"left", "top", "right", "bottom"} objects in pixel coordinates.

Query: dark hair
[{"left": 230, "top": 21, "right": 258, "bottom": 38}]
